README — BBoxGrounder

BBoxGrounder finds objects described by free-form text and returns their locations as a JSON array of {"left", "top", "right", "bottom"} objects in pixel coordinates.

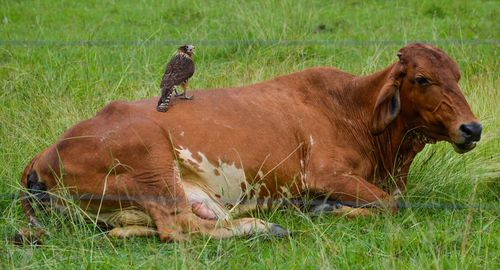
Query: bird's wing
[
  {"left": 169, "top": 56, "right": 195, "bottom": 85},
  {"left": 160, "top": 55, "right": 195, "bottom": 89},
  {"left": 160, "top": 55, "right": 181, "bottom": 89}
]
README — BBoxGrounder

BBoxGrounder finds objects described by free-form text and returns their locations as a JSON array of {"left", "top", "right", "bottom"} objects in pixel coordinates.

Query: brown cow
[{"left": 18, "top": 43, "right": 481, "bottom": 242}]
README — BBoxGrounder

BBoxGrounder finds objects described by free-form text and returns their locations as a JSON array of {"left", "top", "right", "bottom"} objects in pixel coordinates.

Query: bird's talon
[{"left": 157, "top": 104, "right": 169, "bottom": 112}]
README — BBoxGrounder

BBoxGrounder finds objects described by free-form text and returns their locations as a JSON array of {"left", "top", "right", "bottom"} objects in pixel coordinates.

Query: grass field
[{"left": 1, "top": 0, "right": 499, "bottom": 269}]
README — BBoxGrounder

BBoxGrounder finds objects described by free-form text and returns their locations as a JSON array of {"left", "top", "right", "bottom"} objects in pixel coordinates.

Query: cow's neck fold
[{"left": 350, "top": 63, "right": 426, "bottom": 191}]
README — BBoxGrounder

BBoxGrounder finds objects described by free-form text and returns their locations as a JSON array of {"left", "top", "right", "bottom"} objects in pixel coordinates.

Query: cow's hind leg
[
  {"left": 165, "top": 212, "right": 290, "bottom": 240},
  {"left": 108, "top": 226, "right": 158, "bottom": 238},
  {"left": 139, "top": 198, "right": 290, "bottom": 242}
]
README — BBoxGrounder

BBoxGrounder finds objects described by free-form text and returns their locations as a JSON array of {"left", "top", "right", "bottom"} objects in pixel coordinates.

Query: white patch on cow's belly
[
  {"left": 180, "top": 181, "right": 230, "bottom": 220},
  {"left": 176, "top": 146, "right": 247, "bottom": 206}
]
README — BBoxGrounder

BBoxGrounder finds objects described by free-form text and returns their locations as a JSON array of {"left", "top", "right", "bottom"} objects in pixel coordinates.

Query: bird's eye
[{"left": 415, "top": 76, "right": 429, "bottom": 86}]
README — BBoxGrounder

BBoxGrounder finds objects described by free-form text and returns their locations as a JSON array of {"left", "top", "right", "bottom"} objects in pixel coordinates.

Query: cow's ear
[{"left": 370, "top": 63, "right": 404, "bottom": 135}]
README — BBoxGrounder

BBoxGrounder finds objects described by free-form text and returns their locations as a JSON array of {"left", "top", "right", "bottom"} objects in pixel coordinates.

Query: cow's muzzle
[{"left": 453, "top": 122, "right": 482, "bottom": 153}]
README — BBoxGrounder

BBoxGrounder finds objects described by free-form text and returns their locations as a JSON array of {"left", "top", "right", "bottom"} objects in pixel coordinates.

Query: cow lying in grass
[{"left": 17, "top": 43, "right": 481, "bottom": 243}]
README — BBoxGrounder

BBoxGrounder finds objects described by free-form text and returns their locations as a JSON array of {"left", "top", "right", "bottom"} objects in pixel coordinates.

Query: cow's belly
[
  {"left": 177, "top": 146, "right": 247, "bottom": 206},
  {"left": 176, "top": 146, "right": 301, "bottom": 219}
]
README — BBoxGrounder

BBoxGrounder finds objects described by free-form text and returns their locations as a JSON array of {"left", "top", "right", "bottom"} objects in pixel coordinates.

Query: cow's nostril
[
  {"left": 459, "top": 122, "right": 482, "bottom": 142},
  {"left": 459, "top": 125, "right": 472, "bottom": 137}
]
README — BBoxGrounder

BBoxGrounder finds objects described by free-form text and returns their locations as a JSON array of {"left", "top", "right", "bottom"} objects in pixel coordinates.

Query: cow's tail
[{"left": 10, "top": 155, "right": 46, "bottom": 245}]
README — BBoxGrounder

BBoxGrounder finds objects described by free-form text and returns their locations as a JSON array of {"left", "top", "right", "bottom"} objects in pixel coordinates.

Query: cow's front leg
[{"left": 308, "top": 172, "right": 397, "bottom": 216}]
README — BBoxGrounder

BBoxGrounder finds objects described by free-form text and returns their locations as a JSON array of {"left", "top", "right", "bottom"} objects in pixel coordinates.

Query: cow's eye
[{"left": 415, "top": 76, "right": 429, "bottom": 86}]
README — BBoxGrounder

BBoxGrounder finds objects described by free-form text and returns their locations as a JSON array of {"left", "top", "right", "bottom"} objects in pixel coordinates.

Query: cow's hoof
[{"left": 269, "top": 224, "right": 291, "bottom": 238}]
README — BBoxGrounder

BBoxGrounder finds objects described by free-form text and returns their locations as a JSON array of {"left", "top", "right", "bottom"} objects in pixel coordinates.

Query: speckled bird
[{"left": 157, "top": 44, "right": 195, "bottom": 112}]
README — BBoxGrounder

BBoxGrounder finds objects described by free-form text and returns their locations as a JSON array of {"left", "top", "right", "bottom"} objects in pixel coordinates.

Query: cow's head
[{"left": 371, "top": 43, "right": 482, "bottom": 153}]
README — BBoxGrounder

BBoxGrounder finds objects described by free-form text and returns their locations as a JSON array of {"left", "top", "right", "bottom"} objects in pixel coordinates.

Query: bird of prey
[{"left": 157, "top": 44, "right": 195, "bottom": 112}]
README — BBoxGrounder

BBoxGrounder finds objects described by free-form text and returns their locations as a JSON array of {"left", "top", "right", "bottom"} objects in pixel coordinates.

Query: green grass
[{"left": 1, "top": 0, "right": 499, "bottom": 269}]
